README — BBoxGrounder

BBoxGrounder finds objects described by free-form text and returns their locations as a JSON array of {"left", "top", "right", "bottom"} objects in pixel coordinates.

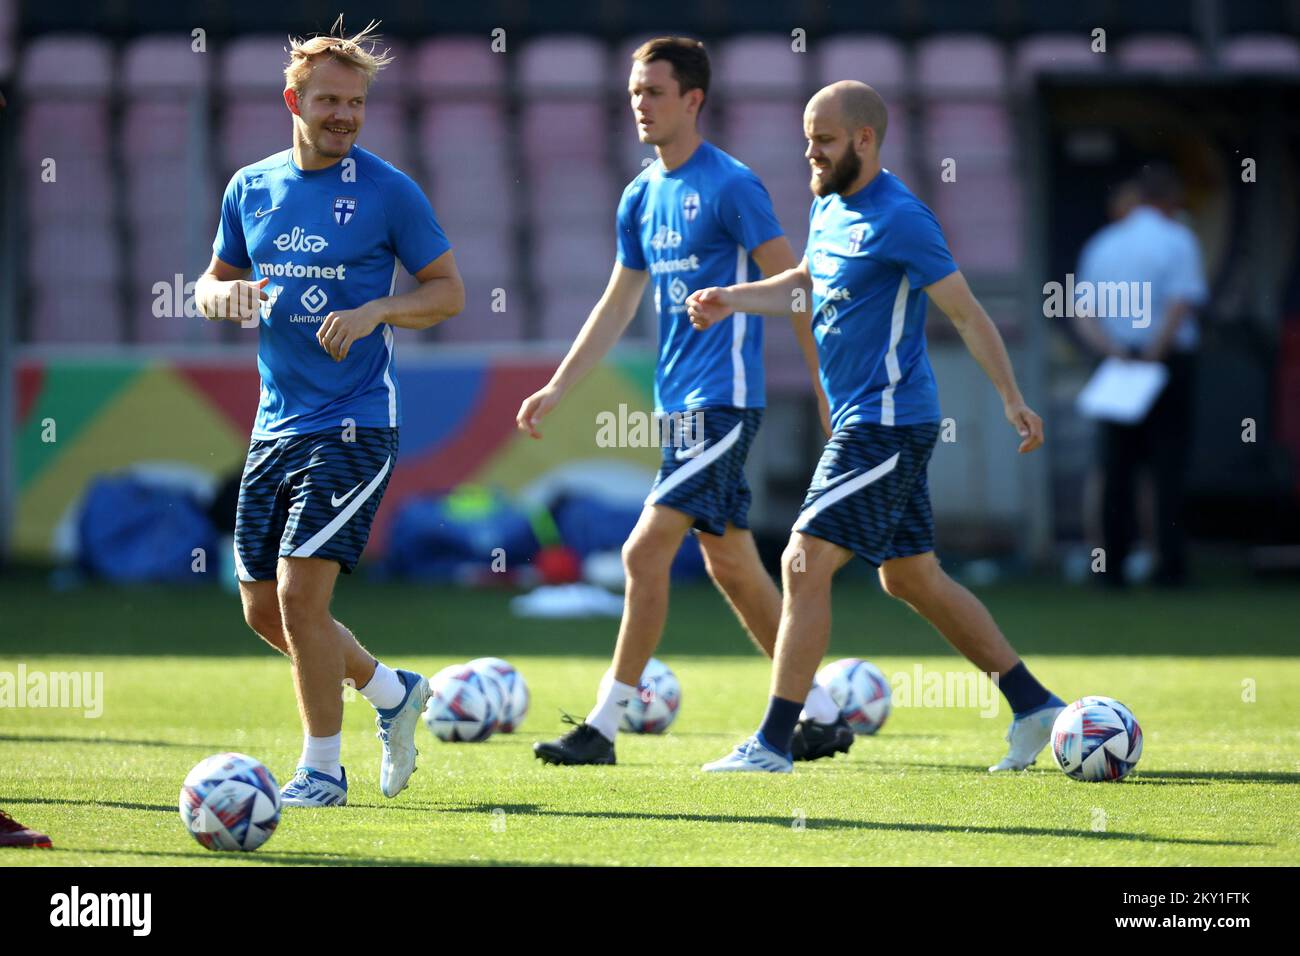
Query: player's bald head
[{"left": 806, "top": 81, "right": 888, "bottom": 150}]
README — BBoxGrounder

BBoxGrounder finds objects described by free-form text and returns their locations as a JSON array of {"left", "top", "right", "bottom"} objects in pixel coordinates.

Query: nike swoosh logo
[
  {"left": 254, "top": 206, "right": 281, "bottom": 218},
  {"left": 674, "top": 439, "right": 711, "bottom": 461},
  {"left": 330, "top": 482, "right": 363, "bottom": 508},
  {"left": 812, "top": 469, "right": 859, "bottom": 492}
]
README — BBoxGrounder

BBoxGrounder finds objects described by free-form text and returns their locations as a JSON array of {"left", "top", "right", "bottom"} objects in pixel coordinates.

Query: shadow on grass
[
  {"left": 0, "top": 733, "right": 226, "bottom": 751},
  {"left": 415, "top": 802, "right": 1258, "bottom": 847},
  {"left": 897, "top": 762, "right": 1300, "bottom": 785},
  {"left": 2, "top": 795, "right": 176, "bottom": 813},
  {"left": 60, "top": 847, "right": 557, "bottom": 867}
]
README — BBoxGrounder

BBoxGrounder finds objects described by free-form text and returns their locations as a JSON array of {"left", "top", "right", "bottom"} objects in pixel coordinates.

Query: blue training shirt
[
  {"left": 616, "top": 141, "right": 783, "bottom": 413},
  {"left": 806, "top": 169, "right": 958, "bottom": 430},
  {"left": 214, "top": 145, "right": 451, "bottom": 439}
]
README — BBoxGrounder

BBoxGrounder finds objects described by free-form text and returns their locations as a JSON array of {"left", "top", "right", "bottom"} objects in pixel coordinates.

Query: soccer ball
[
  {"left": 179, "top": 752, "right": 280, "bottom": 852},
  {"left": 467, "top": 657, "right": 529, "bottom": 733},
  {"left": 1051, "top": 696, "right": 1143, "bottom": 781},
  {"left": 816, "top": 658, "right": 892, "bottom": 735},
  {"left": 602, "top": 658, "right": 682, "bottom": 734},
  {"left": 423, "top": 664, "right": 502, "bottom": 742}
]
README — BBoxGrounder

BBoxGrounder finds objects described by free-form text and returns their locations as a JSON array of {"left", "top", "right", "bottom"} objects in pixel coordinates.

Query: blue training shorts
[{"left": 644, "top": 406, "right": 763, "bottom": 536}]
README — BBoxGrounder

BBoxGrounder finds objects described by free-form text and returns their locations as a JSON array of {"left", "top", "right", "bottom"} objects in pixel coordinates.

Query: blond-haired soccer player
[
  {"left": 518, "top": 37, "right": 849, "bottom": 766},
  {"left": 195, "top": 19, "right": 464, "bottom": 805},
  {"left": 691, "top": 82, "right": 1064, "bottom": 773}
]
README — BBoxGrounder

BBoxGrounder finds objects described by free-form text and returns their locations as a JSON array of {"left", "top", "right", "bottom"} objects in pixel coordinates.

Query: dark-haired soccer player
[
  {"left": 518, "top": 37, "right": 849, "bottom": 765},
  {"left": 690, "top": 81, "right": 1065, "bottom": 773},
  {"left": 195, "top": 20, "right": 464, "bottom": 805}
]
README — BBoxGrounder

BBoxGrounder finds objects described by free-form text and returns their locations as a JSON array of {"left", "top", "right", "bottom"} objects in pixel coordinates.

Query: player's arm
[
  {"left": 194, "top": 254, "right": 269, "bottom": 323},
  {"left": 515, "top": 263, "right": 649, "bottom": 439},
  {"left": 750, "top": 238, "right": 831, "bottom": 437},
  {"left": 686, "top": 257, "right": 812, "bottom": 330},
  {"left": 925, "top": 270, "right": 1044, "bottom": 454},
  {"left": 317, "top": 249, "right": 464, "bottom": 361}
]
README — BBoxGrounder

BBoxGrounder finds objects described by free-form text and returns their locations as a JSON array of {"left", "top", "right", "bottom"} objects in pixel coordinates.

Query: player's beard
[
  {"left": 311, "top": 122, "right": 357, "bottom": 159},
  {"left": 811, "top": 146, "right": 862, "bottom": 197}
]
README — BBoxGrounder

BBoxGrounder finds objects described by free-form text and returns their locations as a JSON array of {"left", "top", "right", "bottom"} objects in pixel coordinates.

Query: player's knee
[
  {"left": 242, "top": 602, "right": 282, "bottom": 643},
  {"left": 275, "top": 580, "right": 328, "bottom": 636},
  {"left": 879, "top": 562, "right": 935, "bottom": 604},
  {"left": 621, "top": 530, "right": 673, "bottom": 581},
  {"left": 700, "top": 541, "right": 743, "bottom": 591}
]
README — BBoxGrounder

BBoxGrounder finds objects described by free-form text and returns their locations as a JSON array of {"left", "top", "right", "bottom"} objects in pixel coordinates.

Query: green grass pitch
[{"left": 2, "top": 569, "right": 1298, "bottom": 866}]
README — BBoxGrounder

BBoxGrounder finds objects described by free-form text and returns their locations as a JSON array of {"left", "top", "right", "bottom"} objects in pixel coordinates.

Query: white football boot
[
  {"left": 376, "top": 669, "right": 432, "bottom": 797},
  {"left": 988, "top": 697, "right": 1066, "bottom": 772}
]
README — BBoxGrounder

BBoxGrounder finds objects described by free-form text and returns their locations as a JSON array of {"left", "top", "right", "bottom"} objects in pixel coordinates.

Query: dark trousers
[{"left": 1099, "top": 352, "right": 1195, "bottom": 585}]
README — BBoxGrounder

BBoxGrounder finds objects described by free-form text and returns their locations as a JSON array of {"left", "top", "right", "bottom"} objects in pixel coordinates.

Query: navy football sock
[
  {"left": 757, "top": 696, "right": 803, "bottom": 756},
  {"left": 999, "top": 662, "right": 1053, "bottom": 717}
]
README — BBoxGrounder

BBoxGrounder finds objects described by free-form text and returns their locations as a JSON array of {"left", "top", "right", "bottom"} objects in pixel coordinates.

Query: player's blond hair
[{"left": 284, "top": 15, "right": 394, "bottom": 95}]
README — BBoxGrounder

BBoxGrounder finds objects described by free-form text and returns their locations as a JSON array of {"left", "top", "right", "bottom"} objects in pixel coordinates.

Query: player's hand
[
  {"left": 516, "top": 385, "right": 562, "bottom": 439},
  {"left": 1005, "top": 400, "right": 1044, "bottom": 454},
  {"left": 686, "top": 287, "right": 733, "bottom": 330},
  {"left": 202, "top": 276, "right": 269, "bottom": 323},
  {"left": 317, "top": 302, "right": 381, "bottom": 361}
]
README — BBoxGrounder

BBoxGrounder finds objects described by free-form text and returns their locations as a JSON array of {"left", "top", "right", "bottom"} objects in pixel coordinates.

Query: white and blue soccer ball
[
  {"left": 179, "top": 752, "right": 281, "bottom": 852},
  {"left": 602, "top": 658, "right": 682, "bottom": 734},
  {"left": 423, "top": 664, "right": 502, "bottom": 742},
  {"left": 467, "top": 657, "right": 529, "bottom": 733},
  {"left": 1051, "top": 696, "right": 1143, "bottom": 781},
  {"left": 816, "top": 658, "right": 892, "bottom": 735}
]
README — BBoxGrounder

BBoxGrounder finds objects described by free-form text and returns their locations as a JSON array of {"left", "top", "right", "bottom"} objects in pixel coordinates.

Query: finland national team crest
[
  {"left": 847, "top": 223, "right": 872, "bottom": 254},
  {"left": 333, "top": 197, "right": 357, "bottom": 225},
  {"left": 682, "top": 191, "right": 701, "bottom": 222}
]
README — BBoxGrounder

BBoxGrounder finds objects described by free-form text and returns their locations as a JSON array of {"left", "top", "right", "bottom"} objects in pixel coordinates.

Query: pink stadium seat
[
  {"left": 1013, "top": 33, "right": 1106, "bottom": 88},
  {"left": 122, "top": 33, "right": 208, "bottom": 92},
  {"left": 123, "top": 102, "right": 196, "bottom": 160},
  {"left": 429, "top": 164, "right": 513, "bottom": 227},
  {"left": 356, "top": 100, "right": 411, "bottom": 171},
  {"left": 23, "top": 159, "right": 112, "bottom": 221},
  {"left": 1221, "top": 34, "right": 1300, "bottom": 72},
  {"left": 412, "top": 36, "right": 505, "bottom": 96},
  {"left": 436, "top": 280, "right": 525, "bottom": 343},
  {"left": 28, "top": 225, "right": 118, "bottom": 285},
  {"left": 923, "top": 102, "right": 1015, "bottom": 167},
  {"left": 717, "top": 34, "right": 804, "bottom": 93},
  {"left": 930, "top": 169, "right": 1022, "bottom": 274},
  {"left": 30, "top": 283, "right": 124, "bottom": 344},
  {"left": 21, "top": 102, "right": 109, "bottom": 160},
  {"left": 217, "top": 102, "right": 289, "bottom": 174},
  {"left": 20, "top": 34, "right": 114, "bottom": 92},
  {"left": 448, "top": 230, "right": 517, "bottom": 283},
  {"left": 131, "top": 291, "right": 225, "bottom": 343},
  {"left": 723, "top": 102, "right": 804, "bottom": 157},
  {"left": 519, "top": 36, "right": 607, "bottom": 93},
  {"left": 220, "top": 35, "right": 290, "bottom": 94},
  {"left": 1115, "top": 34, "right": 1203, "bottom": 73},
  {"left": 126, "top": 163, "right": 215, "bottom": 226},
  {"left": 522, "top": 102, "right": 606, "bottom": 163},
  {"left": 533, "top": 230, "right": 615, "bottom": 286},
  {"left": 917, "top": 34, "right": 1007, "bottom": 97},
  {"left": 420, "top": 103, "right": 508, "bottom": 161},
  {"left": 816, "top": 34, "right": 908, "bottom": 98},
  {"left": 539, "top": 290, "right": 600, "bottom": 342},
  {"left": 529, "top": 165, "right": 617, "bottom": 225}
]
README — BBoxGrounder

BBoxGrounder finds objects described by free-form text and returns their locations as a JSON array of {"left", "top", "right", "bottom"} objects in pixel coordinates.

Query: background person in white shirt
[{"left": 1073, "top": 163, "right": 1208, "bottom": 588}]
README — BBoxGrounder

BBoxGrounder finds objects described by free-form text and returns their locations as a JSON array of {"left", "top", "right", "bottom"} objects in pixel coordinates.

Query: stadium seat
[
  {"left": 216, "top": 102, "right": 288, "bottom": 176},
  {"left": 29, "top": 282, "right": 124, "bottom": 344},
  {"left": 1012, "top": 33, "right": 1107, "bottom": 89},
  {"left": 219, "top": 35, "right": 290, "bottom": 94},
  {"left": 519, "top": 35, "right": 607, "bottom": 93},
  {"left": 816, "top": 34, "right": 908, "bottom": 99},
  {"left": 19, "top": 33, "right": 114, "bottom": 92},
  {"left": 28, "top": 225, "right": 118, "bottom": 285},
  {"left": 522, "top": 101, "right": 607, "bottom": 162},
  {"left": 1115, "top": 34, "right": 1203, "bottom": 72},
  {"left": 916, "top": 34, "right": 1007, "bottom": 98},
  {"left": 532, "top": 230, "right": 615, "bottom": 287},
  {"left": 922, "top": 102, "right": 1015, "bottom": 168},
  {"left": 1221, "top": 34, "right": 1300, "bottom": 72},
  {"left": 122, "top": 33, "right": 209, "bottom": 93},
  {"left": 930, "top": 168, "right": 1022, "bottom": 274},
  {"left": 530, "top": 164, "right": 618, "bottom": 226},
  {"left": 412, "top": 36, "right": 505, "bottom": 96},
  {"left": 356, "top": 100, "right": 412, "bottom": 172},
  {"left": 437, "top": 277, "right": 526, "bottom": 344},
  {"left": 539, "top": 289, "right": 602, "bottom": 342},
  {"left": 717, "top": 34, "right": 805, "bottom": 93}
]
